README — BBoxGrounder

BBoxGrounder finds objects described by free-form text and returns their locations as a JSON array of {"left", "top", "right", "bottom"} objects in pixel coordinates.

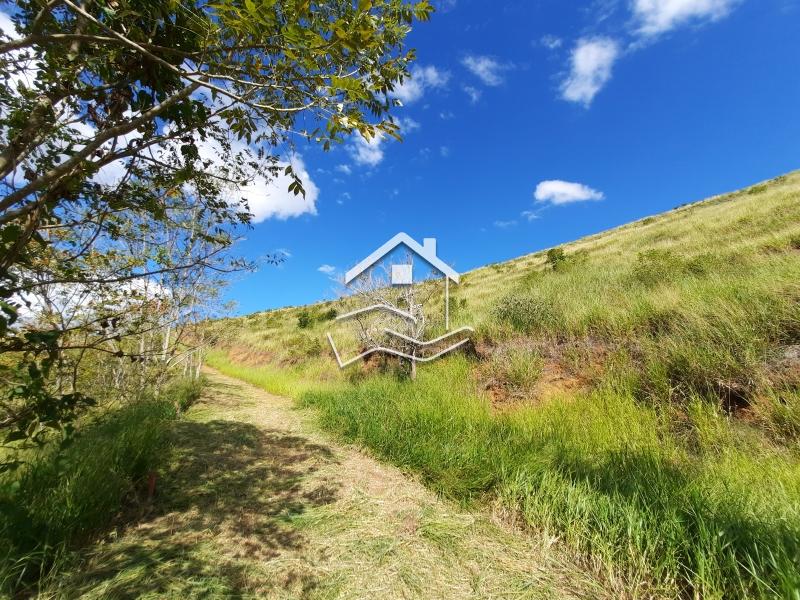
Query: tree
[{"left": 0, "top": 0, "right": 432, "bottom": 454}]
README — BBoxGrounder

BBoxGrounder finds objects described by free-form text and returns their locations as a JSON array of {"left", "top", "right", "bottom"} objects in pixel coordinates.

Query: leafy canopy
[{"left": 0, "top": 0, "right": 432, "bottom": 454}]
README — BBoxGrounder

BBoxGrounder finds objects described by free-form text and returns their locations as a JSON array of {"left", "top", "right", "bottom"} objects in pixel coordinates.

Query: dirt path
[{"left": 54, "top": 368, "right": 604, "bottom": 599}]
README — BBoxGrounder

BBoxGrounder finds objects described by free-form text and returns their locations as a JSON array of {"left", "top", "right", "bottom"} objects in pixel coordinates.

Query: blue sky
[{"left": 227, "top": 0, "right": 800, "bottom": 314}]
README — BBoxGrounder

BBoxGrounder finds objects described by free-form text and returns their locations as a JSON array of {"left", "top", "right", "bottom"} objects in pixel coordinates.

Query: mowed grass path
[{"left": 47, "top": 368, "right": 604, "bottom": 599}]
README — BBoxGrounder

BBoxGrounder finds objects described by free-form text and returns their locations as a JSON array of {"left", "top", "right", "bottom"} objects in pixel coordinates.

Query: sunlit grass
[
  {"left": 296, "top": 358, "right": 800, "bottom": 598},
  {"left": 206, "top": 171, "right": 800, "bottom": 598}
]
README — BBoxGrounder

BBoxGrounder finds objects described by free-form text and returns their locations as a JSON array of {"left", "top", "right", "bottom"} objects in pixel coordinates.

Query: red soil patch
[
  {"left": 227, "top": 345, "right": 275, "bottom": 367},
  {"left": 477, "top": 338, "right": 612, "bottom": 412}
]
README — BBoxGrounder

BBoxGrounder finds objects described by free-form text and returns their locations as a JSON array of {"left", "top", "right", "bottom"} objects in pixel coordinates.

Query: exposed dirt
[
  {"left": 477, "top": 338, "right": 611, "bottom": 411},
  {"left": 226, "top": 344, "right": 275, "bottom": 366},
  {"left": 769, "top": 345, "right": 800, "bottom": 387}
]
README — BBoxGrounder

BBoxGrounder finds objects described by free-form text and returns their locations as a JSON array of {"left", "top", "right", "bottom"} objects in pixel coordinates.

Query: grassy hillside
[{"left": 205, "top": 171, "right": 800, "bottom": 598}]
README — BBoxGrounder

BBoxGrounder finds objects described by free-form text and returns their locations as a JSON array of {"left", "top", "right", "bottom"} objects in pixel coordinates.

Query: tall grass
[
  {"left": 297, "top": 358, "right": 800, "bottom": 598},
  {"left": 206, "top": 172, "right": 800, "bottom": 598},
  {"left": 205, "top": 348, "right": 335, "bottom": 398},
  {"left": 0, "top": 389, "right": 184, "bottom": 594}
]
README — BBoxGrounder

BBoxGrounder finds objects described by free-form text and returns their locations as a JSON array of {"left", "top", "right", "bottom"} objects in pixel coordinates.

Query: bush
[
  {"left": 790, "top": 234, "right": 800, "bottom": 250},
  {"left": 489, "top": 348, "right": 544, "bottom": 396},
  {"left": 164, "top": 376, "right": 203, "bottom": 412},
  {"left": 545, "top": 247, "right": 566, "bottom": 270},
  {"left": 545, "top": 248, "right": 588, "bottom": 272},
  {"left": 747, "top": 183, "right": 768, "bottom": 195},
  {"left": 285, "top": 334, "right": 323, "bottom": 361},
  {"left": 296, "top": 309, "right": 313, "bottom": 329},
  {"left": 492, "top": 293, "right": 561, "bottom": 335},
  {"left": 631, "top": 249, "right": 683, "bottom": 286},
  {"left": 321, "top": 307, "right": 338, "bottom": 321},
  {"left": 0, "top": 400, "right": 176, "bottom": 593}
]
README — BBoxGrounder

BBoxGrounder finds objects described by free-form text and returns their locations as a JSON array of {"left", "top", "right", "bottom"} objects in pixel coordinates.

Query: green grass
[
  {"left": 0, "top": 385, "right": 189, "bottom": 595},
  {"left": 206, "top": 171, "right": 800, "bottom": 598},
  {"left": 208, "top": 356, "right": 800, "bottom": 598},
  {"left": 35, "top": 369, "right": 602, "bottom": 599}
]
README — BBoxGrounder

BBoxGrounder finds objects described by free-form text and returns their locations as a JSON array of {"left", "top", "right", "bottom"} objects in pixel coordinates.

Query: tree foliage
[{"left": 0, "top": 0, "right": 431, "bottom": 457}]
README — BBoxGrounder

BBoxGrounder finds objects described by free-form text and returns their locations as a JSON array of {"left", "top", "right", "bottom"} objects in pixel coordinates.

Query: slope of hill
[{"left": 205, "top": 171, "right": 800, "bottom": 598}]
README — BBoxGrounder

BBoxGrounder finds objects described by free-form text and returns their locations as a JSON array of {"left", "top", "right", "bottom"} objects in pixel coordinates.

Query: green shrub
[
  {"left": 164, "top": 376, "right": 203, "bottom": 412},
  {"left": 0, "top": 400, "right": 176, "bottom": 593},
  {"left": 492, "top": 293, "right": 561, "bottom": 335},
  {"left": 545, "top": 248, "right": 566, "bottom": 270},
  {"left": 545, "top": 248, "right": 588, "bottom": 272},
  {"left": 631, "top": 249, "right": 683, "bottom": 286},
  {"left": 489, "top": 348, "right": 544, "bottom": 395},
  {"left": 286, "top": 334, "right": 323, "bottom": 361},
  {"left": 321, "top": 307, "right": 338, "bottom": 321},
  {"left": 789, "top": 234, "right": 800, "bottom": 250},
  {"left": 747, "top": 183, "right": 768, "bottom": 195},
  {"left": 297, "top": 309, "right": 313, "bottom": 329}
]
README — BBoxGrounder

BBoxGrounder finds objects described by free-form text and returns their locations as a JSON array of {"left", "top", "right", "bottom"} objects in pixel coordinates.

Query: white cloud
[
  {"left": 56, "top": 89, "right": 319, "bottom": 224},
  {"left": 390, "top": 65, "right": 450, "bottom": 104},
  {"left": 189, "top": 124, "right": 319, "bottom": 222},
  {"left": 560, "top": 37, "right": 620, "bottom": 106},
  {"left": 398, "top": 116, "right": 421, "bottom": 133},
  {"left": 318, "top": 264, "right": 336, "bottom": 274},
  {"left": 463, "top": 85, "right": 482, "bottom": 104},
  {"left": 239, "top": 154, "right": 319, "bottom": 222},
  {"left": 91, "top": 128, "right": 145, "bottom": 186},
  {"left": 461, "top": 55, "right": 511, "bottom": 86},
  {"left": 335, "top": 164, "right": 352, "bottom": 175},
  {"left": 348, "top": 132, "right": 385, "bottom": 167},
  {"left": 345, "top": 117, "right": 420, "bottom": 166},
  {"left": 0, "top": 11, "right": 41, "bottom": 94},
  {"left": 493, "top": 219, "right": 517, "bottom": 228},
  {"left": 439, "top": 146, "right": 450, "bottom": 158},
  {"left": 632, "top": 0, "right": 740, "bottom": 36},
  {"left": 540, "top": 34, "right": 563, "bottom": 49},
  {"left": 521, "top": 210, "right": 540, "bottom": 221},
  {"left": 534, "top": 180, "right": 604, "bottom": 205},
  {"left": 547, "top": 1, "right": 739, "bottom": 107},
  {"left": 190, "top": 131, "right": 319, "bottom": 222},
  {"left": 0, "top": 11, "right": 18, "bottom": 39},
  {"left": 439, "top": 110, "right": 455, "bottom": 120}
]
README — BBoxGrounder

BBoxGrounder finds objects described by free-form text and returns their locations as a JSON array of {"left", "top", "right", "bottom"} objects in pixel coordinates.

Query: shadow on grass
[
  {"left": 61, "top": 414, "right": 339, "bottom": 598},
  {"left": 517, "top": 445, "right": 800, "bottom": 597}
]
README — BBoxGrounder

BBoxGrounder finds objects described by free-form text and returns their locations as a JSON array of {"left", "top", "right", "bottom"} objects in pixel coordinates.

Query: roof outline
[{"left": 344, "top": 232, "right": 459, "bottom": 285}]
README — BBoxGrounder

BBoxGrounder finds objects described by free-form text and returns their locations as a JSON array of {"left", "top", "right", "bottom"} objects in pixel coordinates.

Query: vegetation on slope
[
  {"left": 40, "top": 370, "right": 602, "bottom": 599},
  {"left": 0, "top": 378, "right": 201, "bottom": 595},
  {"left": 207, "top": 172, "right": 800, "bottom": 598},
  {"left": 1, "top": 2, "right": 432, "bottom": 594}
]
